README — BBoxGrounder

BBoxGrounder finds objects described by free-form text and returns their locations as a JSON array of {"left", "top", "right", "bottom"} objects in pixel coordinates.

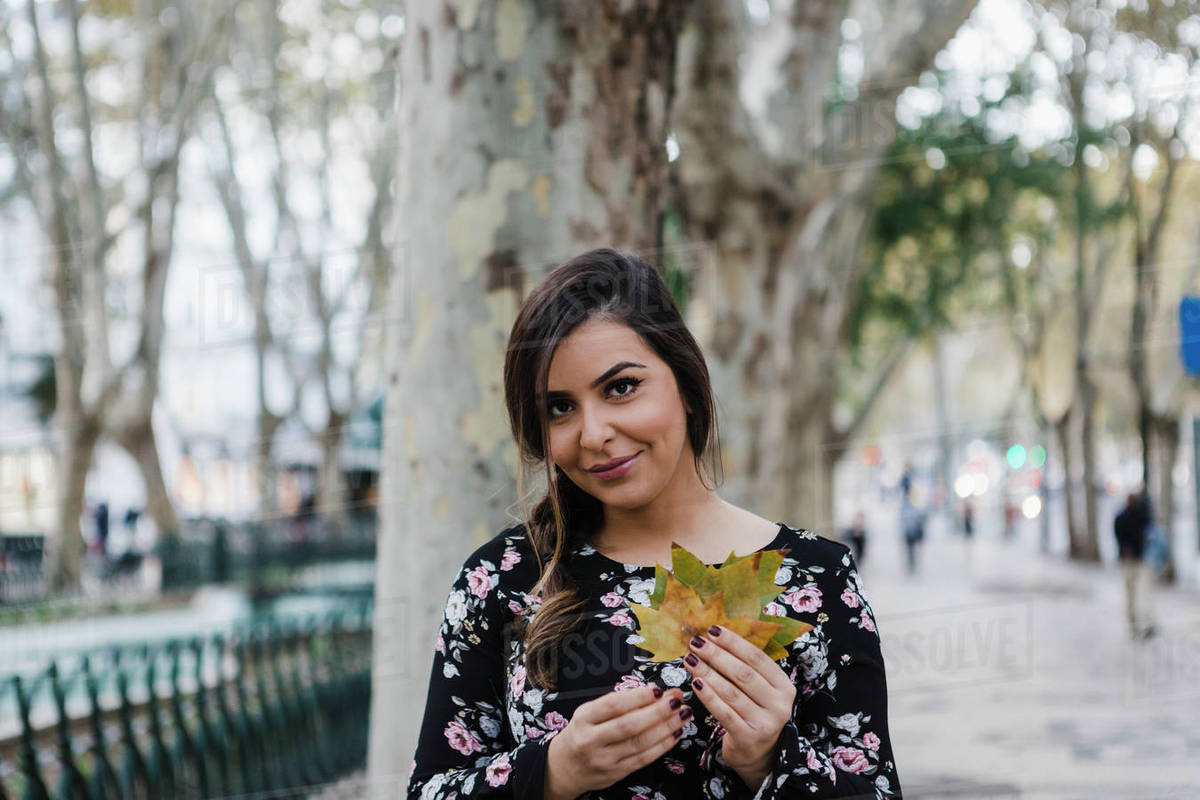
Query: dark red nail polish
[
  {"left": 673, "top": 728, "right": 683, "bottom": 739},
  {"left": 679, "top": 707, "right": 693, "bottom": 721},
  {"left": 708, "top": 625, "right": 721, "bottom": 636},
  {"left": 693, "top": 678, "right": 705, "bottom": 691},
  {"left": 684, "top": 653, "right": 699, "bottom": 667},
  {"left": 652, "top": 686, "right": 663, "bottom": 699},
  {"left": 689, "top": 636, "right": 705, "bottom": 648},
  {"left": 669, "top": 697, "right": 682, "bottom": 710}
]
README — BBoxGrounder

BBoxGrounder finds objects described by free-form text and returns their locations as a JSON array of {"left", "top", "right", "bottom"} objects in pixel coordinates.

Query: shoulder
[
  {"left": 452, "top": 523, "right": 542, "bottom": 598},
  {"left": 775, "top": 523, "right": 855, "bottom": 575},
  {"left": 462, "top": 523, "right": 538, "bottom": 567}
]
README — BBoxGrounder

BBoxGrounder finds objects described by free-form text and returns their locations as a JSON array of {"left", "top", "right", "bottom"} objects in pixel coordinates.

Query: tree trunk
[
  {"left": 1054, "top": 412, "right": 1086, "bottom": 559},
  {"left": 933, "top": 331, "right": 954, "bottom": 514},
  {"left": 369, "top": 1, "right": 687, "bottom": 788},
  {"left": 48, "top": 413, "right": 101, "bottom": 591},
  {"left": 316, "top": 411, "right": 347, "bottom": 530},
  {"left": 1155, "top": 415, "right": 1180, "bottom": 584},
  {"left": 1078, "top": 378, "right": 1102, "bottom": 561},
  {"left": 115, "top": 421, "right": 181, "bottom": 540},
  {"left": 256, "top": 402, "right": 283, "bottom": 521}
]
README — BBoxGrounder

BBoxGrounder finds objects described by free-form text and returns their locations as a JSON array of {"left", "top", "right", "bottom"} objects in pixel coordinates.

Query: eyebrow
[{"left": 546, "top": 361, "right": 647, "bottom": 400}]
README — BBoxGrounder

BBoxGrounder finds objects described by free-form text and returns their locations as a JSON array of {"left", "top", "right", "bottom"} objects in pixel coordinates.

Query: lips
[{"left": 587, "top": 453, "right": 639, "bottom": 472}]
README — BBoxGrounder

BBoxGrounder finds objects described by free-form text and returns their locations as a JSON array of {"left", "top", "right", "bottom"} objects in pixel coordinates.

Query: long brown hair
[{"left": 502, "top": 248, "right": 723, "bottom": 690}]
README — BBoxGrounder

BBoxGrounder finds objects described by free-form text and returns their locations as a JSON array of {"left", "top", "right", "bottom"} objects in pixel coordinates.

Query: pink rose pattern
[{"left": 407, "top": 527, "right": 900, "bottom": 800}]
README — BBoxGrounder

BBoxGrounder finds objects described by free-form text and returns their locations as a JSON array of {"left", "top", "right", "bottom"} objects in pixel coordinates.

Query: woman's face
[{"left": 545, "top": 318, "right": 692, "bottom": 508}]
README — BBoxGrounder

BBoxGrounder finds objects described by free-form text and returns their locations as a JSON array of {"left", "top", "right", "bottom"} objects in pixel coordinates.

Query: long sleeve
[
  {"left": 700, "top": 542, "right": 902, "bottom": 800},
  {"left": 406, "top": 544, "right": 553, "bottom": 800}
]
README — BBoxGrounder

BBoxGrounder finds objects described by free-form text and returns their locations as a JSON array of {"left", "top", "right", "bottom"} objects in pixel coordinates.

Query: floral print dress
[{"left": 406, "top": 522, "right": 902, "bottom": 800}]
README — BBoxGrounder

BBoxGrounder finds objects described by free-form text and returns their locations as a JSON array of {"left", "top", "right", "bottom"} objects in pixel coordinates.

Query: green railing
[
  {"left": 160, "top": 515, "right": 377, "bottom": 595},
  {"left": 0, "top": 601, "right": 372, "bottom": 799}
]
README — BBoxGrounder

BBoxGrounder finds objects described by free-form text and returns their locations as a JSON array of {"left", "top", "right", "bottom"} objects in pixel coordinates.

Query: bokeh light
[
  {"left": 1006, "top": 444, "right": 1026, "bottom": 469},
  {"left": 1030, "top": 445, "right": 1046, "bottom": 467},
  {"left": 1021, "top": 495, "right": 1042, "bottom": 519}
]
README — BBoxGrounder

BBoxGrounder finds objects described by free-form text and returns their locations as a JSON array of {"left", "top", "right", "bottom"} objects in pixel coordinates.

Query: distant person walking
[
  {"left": 961, "top": 498, "right": 975, "bottom": 539},
  {"left": 842, "top": 511, "right": 868, "bottom": 567},
  {"left": 93, "top": 501, "right": 110, "bottom": 558},
  {"left": 899, "top": 461, "right": 914, "bottom": 501},
  {"left": 1114, "top": 492, "right": 1157, "bottom": 640},
  {"left": 901, "top": 498, "right": 925, "bottom": 575}
]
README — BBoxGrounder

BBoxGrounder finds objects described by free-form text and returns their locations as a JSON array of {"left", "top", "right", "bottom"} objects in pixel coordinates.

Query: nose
[{"left": 578, "top": 400, "right": 614, "bottom": 452}]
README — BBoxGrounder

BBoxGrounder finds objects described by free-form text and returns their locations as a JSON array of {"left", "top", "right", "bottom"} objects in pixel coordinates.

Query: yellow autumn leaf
[{"left": 630, "top": 541, "right": 815, "bottom": 663}]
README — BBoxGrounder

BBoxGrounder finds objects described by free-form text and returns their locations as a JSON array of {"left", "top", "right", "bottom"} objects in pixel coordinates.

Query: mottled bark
[{"left": 370, "top": 0, "right": 687, "bottom": 788}]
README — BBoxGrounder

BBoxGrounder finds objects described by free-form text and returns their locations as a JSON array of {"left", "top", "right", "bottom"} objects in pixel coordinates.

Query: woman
[{"left": 406, "top": 249, "right": 901, "bottom": 799}]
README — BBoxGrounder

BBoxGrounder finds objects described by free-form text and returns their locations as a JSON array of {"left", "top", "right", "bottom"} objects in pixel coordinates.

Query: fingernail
[
  {"left": 668, "top": 697, "right": 681, "bottom": 710},
  {"left": 693, "top": 678, "right": 705, "bottom": 691},
  {"left": 652, "top": 686, "right": 663, "bottom": 699},
  {"left": 689, "top": 636, "right": 705, "bottom": 648},
  {"left": 679, "top": 707, "right": 693, "bottom": 721},
  {"left": 684, "top": 653, "right": 699, "bottom": 667},
  {"left": 708, "top": 625, "right": 722, "bottom": 636},
  {"left": 673, "top": 728, "right": 683, "bottom": 739}
]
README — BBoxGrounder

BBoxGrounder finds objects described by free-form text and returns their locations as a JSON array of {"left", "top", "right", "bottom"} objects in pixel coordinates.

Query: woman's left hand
[{"left": 683, "top": 624, "right": 796, "bottom": 780}]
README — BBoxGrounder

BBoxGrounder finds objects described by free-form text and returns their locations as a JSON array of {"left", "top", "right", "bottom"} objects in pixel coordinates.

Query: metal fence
[
  {"left": 158, "top": 513, "right": 377, "bottom": 594},
  {"left": 1, "top": 511, "right": 378, "bottom": 605},
  {"left": 0, "top": 600, "right": 373, "bottom": 799}
]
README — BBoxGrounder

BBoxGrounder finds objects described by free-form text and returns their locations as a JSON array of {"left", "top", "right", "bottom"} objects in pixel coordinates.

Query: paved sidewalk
[{"left": 856, "top": 531, "right": 1200, "bottom": 800}]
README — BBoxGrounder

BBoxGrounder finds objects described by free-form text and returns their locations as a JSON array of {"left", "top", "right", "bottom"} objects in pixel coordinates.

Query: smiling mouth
[
  {"left": 585, "top": 452, "right": 643, "bottom": 480},
  {"left": 587, "top": 453, "right": 639, "bottom": 473}
]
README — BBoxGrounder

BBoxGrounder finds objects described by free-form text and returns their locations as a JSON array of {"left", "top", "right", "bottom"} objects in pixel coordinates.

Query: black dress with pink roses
[{"left": 406, "top": 522, "right": 902, "bottom": 799}]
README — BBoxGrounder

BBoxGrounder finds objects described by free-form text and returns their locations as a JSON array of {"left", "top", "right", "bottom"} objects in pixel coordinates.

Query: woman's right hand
[{"left": 545, "top": 684, "right": 691, "bottom": 799}]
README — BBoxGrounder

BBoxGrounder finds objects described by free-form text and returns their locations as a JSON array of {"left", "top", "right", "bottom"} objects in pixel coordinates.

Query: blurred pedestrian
[
  {"left": 961, "top": 498, "right": 975, "bottom": 539},
  {"left": 1114, "top": 491, "right": 1157, "bottom": 640},
  {"left": 901, "top": 499, "right": 924, "bottom": 574},
  {"left": 899, "top": 461, "right": 914, "bottom": 501},
  {"left": 93, "top": 501, "right": 110, "bottom": 558},
  {"left": 842, "top": 511, "right": 868, "bottom": 567}
]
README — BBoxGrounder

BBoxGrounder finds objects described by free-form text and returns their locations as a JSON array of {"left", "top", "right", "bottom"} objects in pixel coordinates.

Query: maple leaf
[{"left": 631, "top": 542, "right": 815, "bottom": 663}]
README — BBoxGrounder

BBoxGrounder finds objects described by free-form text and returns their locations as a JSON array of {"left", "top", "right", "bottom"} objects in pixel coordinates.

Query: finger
[
  {"left": 611, "top": 706, "right": 689, "bottom": 774},
  {"left": 581, "top": 684, "right": 663, "bottom": 725},
  {"left": 608, "top": 694, "right": 693, "bottom": 763},
  {"left": 686, "top": 633, "right": 773, "bottom": 712},
  {"left": 592, "top": 688, "right": 683, "bottom": 749},
  {"left": 703, "top": 624, "right": 793, "bottom": 693},
  {"left": 684, "top": 650, "right": 756, "bottom": 736}
]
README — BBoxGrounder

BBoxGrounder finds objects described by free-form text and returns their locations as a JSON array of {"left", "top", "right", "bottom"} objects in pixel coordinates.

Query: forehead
[{"left": 547, "top": 319, "right": 656, "bottom": 380}]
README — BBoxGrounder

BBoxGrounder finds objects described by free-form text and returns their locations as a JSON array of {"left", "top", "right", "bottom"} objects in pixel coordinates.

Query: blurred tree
[
  {"left": 1114, "top": 0, "right": 1200, "bottom": 583},
  {"left": 852, "top": 62, "right": 1075, "bottom": 548},
  {"left": 204, "top": 0, "right": 400, "bottom": 525},
  {"left": 669, "top": 0, "right": 978, "bottom": 533},
  {"left": 0, "top": 0, "right": 226, "bottom": 588},
  {"left": 1032, "top": 0, "right": 1135, "bottom": 562}
]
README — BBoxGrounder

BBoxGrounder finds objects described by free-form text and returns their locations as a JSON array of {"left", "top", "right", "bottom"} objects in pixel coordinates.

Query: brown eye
[
  {"left": 547, "top": 377, "right": 642, "bottom": 421},
  {"left": 608, "top": 377, "right": 642, "bottom": 397}
]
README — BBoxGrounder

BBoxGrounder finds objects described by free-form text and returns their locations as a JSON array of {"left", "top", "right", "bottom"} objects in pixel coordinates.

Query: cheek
[
  {"left": 548, "top": 430, "right": 572, "bottom": 465},
  {"left": 633, "top": 393, "right": 686, "bottom": 440}
]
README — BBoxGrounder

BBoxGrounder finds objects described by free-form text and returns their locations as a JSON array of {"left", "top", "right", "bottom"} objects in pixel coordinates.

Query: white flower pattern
[{"left": 406, "top": 524, "right": 901, "bottom": 799}]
